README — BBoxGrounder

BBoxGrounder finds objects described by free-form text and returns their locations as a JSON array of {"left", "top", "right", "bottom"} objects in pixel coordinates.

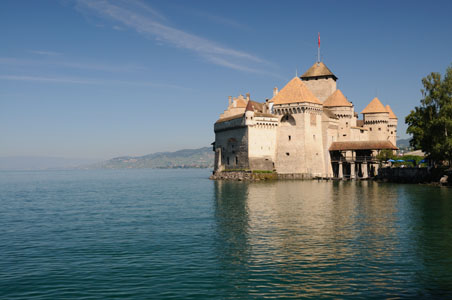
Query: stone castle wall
[
  {"left": 302, "top": 77, "right": 337, "bottom": 102},
  {"left": 214, "top": 117, "right": 249, "bottom": 171},
  {"left": 248, "top": 124, "right": 277, "bottom": 171},
  {"left": 363, "top": 113, "right": 389, "bottom": 141}
]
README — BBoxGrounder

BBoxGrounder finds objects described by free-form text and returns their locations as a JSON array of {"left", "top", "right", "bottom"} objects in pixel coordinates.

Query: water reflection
[{"left": 214, "top": 180, "right": 452, "bottom": 298}]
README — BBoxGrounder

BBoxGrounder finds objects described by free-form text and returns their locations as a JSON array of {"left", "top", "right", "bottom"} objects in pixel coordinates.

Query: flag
[{"left": 318, "top": 32, "right": 320, "bottom": 48}]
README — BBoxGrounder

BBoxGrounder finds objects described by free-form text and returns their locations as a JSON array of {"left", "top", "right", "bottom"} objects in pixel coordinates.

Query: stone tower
[
  {"left": 385, "top": 105, "right": 398, "bottom": 147},
  {"left": 300, "top": 62, "right": 337, "bottom": 102},
  {"left": 271, "top": 77, "right": 325, "bottom": 176},
  {"left": 323, "top": 89, "right": 355, "bottom": 141},
  {"left": 361, "top": 97, "right": 390, "bottom": 141}
]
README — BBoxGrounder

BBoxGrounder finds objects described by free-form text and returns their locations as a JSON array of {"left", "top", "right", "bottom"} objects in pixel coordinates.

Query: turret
[
  {"left": 385, "top": 105, "right": 398, "bottom": 146},
  {"left": 244, "top": 99, "right": 255, "bottom": 126},
  {"left": 323, "top": 89, "right": 355, "bottom": 140},
  {"left": 361, "top": 97, "right": 389, "bottom": 141}
]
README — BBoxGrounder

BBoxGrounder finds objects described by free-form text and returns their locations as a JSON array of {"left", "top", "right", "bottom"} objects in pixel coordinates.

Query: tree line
[{"left": 406, "top": 64, "right": 452, "bottom": 166}]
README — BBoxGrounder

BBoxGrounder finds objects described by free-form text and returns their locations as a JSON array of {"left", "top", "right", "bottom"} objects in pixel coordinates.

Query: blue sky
[{"left": 1, "top": 0, "right": 452, "bottom": 159}]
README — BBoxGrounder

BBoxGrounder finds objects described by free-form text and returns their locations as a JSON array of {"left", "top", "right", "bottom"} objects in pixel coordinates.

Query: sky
[{"left": 1, "top": 0, "right": 452, "bottom": 160}]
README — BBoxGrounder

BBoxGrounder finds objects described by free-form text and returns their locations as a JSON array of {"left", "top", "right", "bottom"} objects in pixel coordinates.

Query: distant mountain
[
  {"left": 88, "top": 147, "right": 214, "bottom": 169},
  {"left": 397, "top": 138, "right": 411, "bottom": 149},
  {"left": 0, "top": 156, "right": 100, "bottom": 170}
]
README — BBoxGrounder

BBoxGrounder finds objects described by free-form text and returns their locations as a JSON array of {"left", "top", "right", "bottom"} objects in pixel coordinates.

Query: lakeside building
[{"left": 212, "top": 61, "right": 398, "bottom": 179}]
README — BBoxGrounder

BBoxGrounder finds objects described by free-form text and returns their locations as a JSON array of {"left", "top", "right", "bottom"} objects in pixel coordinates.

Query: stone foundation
[
  {"left": 210, "top": 171, "right": 277, "bottom": 181},
  {"left": 377, "top": 167, "right": 451, "bottom": 185},
  {"left": 209, "top": 171, "right": 316, "bottom": 181},
  {"left": 277, "top": 173, "right": 314, "bottom": 180}
]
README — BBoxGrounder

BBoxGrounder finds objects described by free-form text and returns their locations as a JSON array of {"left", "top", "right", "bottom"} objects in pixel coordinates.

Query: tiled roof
[
  {"left": 385, "top": 105, "right": 397, "bottom": 119},
  {"left": 245, "top": 100, "right": 254, "bottom": 112},
  {"left": 329, "top": 141, "right": 398, "bottom": 151},
  {"left": 255, "top": 112, "right": 277, "bottom": 118},
  {"left": 271, "top": 77, "right": 321, "bottom": 105},
  {"left": 323, "top": 89, "right": 353, "bottom": 107},
  {"left": 249, "top": 100, "right": 263, "bottom": 112},
  {"left": 301, "top": 62, "right": 337, "bottom": 79},
  {"left": 360, "top": 97, "right": 388, "bottom": 114},
  {"left": 215, "top": 114, "right": 243, "bottom": 124}
]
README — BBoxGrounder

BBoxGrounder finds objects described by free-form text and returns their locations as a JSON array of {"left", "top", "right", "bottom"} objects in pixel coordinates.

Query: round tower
[
  {"left": 323, "top": 89, "right": 355, "bottom": 141},
  {"left": 361, "top": 97, "right": 389, "bottom": 141},
  {"left": 385, "top": 105, "right": 398, "bottom": 146},
  {"left": 244, "top": 99, "right": 255, "bottom": 126}
]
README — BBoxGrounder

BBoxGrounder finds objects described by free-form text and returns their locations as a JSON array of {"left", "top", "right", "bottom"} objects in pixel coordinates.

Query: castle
[{"left": 212, "top": 61, "right": 398, "bottom": 179}]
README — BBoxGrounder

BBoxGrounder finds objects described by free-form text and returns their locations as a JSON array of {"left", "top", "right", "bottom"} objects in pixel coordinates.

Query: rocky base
[{"left": 210, "top": 171, "right": 277, "bottom": 181}]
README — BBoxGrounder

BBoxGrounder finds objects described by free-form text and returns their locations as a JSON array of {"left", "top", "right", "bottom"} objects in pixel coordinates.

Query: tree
[
  {"left": 406, "top": 64, "right": 452, "bottom": 166},
  {"left": 376, "top": 149, "right": 395, "bottom": 162}
]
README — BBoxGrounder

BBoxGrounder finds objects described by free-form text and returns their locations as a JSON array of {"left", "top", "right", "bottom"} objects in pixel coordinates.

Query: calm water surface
[{"left": 0, "top": 169, "right": 451, "bottom": 299}]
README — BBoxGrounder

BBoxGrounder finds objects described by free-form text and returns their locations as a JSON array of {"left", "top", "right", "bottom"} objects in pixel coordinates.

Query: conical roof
[
  {"left": 385, "top": 105, "right": 397, "bottom": 119},
  {"left": 301, "top": 62, "right": 337, "bottom": 80},
  {"left": 245, "top": 100, "right": 254, "bottom": 112},
  {"left": 323, "top": 89, "right": 353, "bottom": 107},
  {"left": 360, "top": 97, "right": 388, "bottom": 114},
  {"left": 271, "top": 77, "right": 321, "bottom": 105}
]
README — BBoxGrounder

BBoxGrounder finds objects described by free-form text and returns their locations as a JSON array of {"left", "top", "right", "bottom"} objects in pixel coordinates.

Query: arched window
[{"left": 280, "top": 114, "right": 296, "bottom": 126}]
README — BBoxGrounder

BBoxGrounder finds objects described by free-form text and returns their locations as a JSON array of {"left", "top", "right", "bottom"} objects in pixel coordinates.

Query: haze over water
[{"left": 1, "top": 169, "right": 451, "bottom": 299}]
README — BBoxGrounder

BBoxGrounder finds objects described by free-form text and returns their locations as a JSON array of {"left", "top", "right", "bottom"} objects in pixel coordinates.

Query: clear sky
[{"left": 1, "top": 0, "right": 452, "bottom": 159}]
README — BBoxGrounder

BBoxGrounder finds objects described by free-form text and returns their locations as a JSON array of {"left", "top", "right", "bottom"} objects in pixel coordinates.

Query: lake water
[{"left": 0, "top": 169, "right": 451, "bottom": 299}]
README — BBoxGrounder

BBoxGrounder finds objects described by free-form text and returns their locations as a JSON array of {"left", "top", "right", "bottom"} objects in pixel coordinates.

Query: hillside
[
  {"left": 397, "top": 138, "right": 411, "bottom": 150},
  {"left": 89, "top": 147, "right": 214, "bottom": 169}
]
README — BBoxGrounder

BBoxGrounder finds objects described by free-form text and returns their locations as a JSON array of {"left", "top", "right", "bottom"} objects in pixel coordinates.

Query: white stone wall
[
  {"left": 363, "top": 112, "right": 390, "bottom": 141},
  {"left": 273, "top": 103, "right": 326, "bottom": 176},
  {"left": 322, "top": 114, "right": 339, "bottom": 177},
  {"left": 350, "top": 127, "right": 369, "bottom": 141},
  {"left": 388, "top": 118, "right": 398, "bottom": 146},
  {"left": 328, "top": 106, "right": 355, "bottom": 141}
]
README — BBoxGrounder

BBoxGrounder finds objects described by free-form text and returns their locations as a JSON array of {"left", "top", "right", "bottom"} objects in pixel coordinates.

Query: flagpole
[{"left": 317, "top": 32, "right": 320, "bottom": 63}]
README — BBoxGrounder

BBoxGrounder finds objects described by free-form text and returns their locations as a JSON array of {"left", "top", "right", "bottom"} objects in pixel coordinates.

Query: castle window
[
  {"left": 313, "top": 134, "right": 316, "bottom": 140},
  {"left": 286, "top": 152, "right": 290, "bottom": 156},
  {"left": 227, "top": 157, "right": 230, "bottom": 165},
  {"left": 346, "top": 122, "right": 349, "bottom": 127},
  {"left": 288, "top": 135, "right": 291, "bottom": 141},
  {"left": 235, "top": 157, "right": 238, "bottom": 165},
  {"left": 378, "top": 127, "right": 381, "bottom": 131},
  {"left": 370, "top": 128, "right": 372, "bottom": 131},
  {"left": 391, "top": 131, "right": 393, "bottom": 134}
]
